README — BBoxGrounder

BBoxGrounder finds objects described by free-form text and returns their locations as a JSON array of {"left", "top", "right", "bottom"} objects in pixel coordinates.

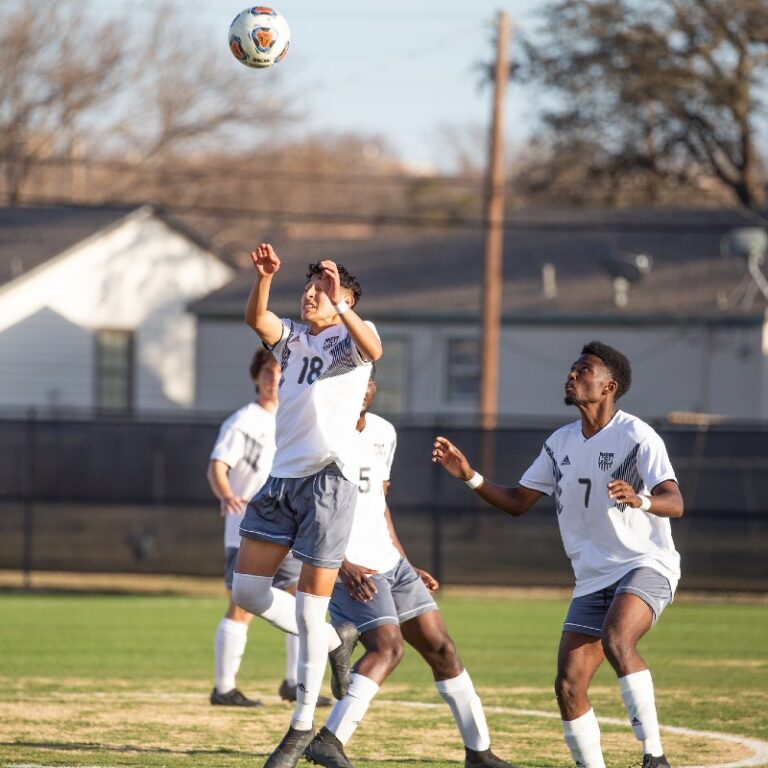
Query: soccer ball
[{"left": 228, "top": 7, "right": 290, "bottom": 69}]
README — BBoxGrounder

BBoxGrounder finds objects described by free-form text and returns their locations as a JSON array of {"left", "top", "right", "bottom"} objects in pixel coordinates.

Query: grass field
[{"left": 0, "top": 582, "right": 766, "bottom": 768}]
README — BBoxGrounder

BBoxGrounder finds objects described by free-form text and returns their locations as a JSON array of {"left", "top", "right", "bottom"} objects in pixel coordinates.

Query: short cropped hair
[
  {"left": 306, "top": 262, "right": 362, "bottom": 306},
  {"left": 250, "top": 348, "right": 278, "bottom": 381},
  {"left": 581, "top": 341, "right": 632, "bottom": 400}
]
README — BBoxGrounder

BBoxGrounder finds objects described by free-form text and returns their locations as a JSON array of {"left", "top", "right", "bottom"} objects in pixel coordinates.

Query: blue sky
[{"left": 112, "top": 1, "right": 545, "bottom": 171}]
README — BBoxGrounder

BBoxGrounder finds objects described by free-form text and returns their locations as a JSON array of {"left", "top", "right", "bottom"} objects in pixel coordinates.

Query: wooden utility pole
[{"left": 480, "top": 10, "right": 510, "bottom": 430}]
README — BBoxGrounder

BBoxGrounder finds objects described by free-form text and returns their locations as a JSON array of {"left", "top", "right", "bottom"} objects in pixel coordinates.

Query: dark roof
[
  {"left": 189, "top": 207, "right": 768, "bottom": 322},
  {"left": 0, "top": 203, "right": 224, "bottom": 288}
]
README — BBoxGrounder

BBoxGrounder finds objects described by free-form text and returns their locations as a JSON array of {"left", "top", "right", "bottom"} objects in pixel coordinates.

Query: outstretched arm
[
  {"left": 318, "top": 260, "right": 382, "bottom": 362},
  {"left": 432, "top": 436, "right": 543, "bottom": 517},
  {"left": 244, "top": 243, "right": 284, "bottom": 347}
]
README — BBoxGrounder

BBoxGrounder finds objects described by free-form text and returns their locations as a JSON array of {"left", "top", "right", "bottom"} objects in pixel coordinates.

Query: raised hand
[
  {"left": 317, "top": 259, "right": 342, "bottom": 305},
  {"left": 432, "top": 436, "right": 473, "bottom": 481},
  {"left": 250, "top": 243, "right": 281, "bottom": 278}
]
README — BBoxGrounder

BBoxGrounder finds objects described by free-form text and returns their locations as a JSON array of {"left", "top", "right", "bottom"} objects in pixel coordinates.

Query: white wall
[
  {"left": 194, "top": 315, "right": 765, "bottom": 421},
  {"left": 0, "top": 210, "right": 234, "bottom": 411}
]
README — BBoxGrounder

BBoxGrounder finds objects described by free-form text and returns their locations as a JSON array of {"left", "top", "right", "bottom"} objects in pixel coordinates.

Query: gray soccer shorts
[
  {"left": 329, "top": 556, "right": 438, "bottom": 634},
  {"left": 239, "top": 462, "right": 358, "bottom": 569},
  {"left": 224, "top": 546, "right": 301, "bottom": 591},
  {"left": 563, "top": 566, "right": 672, "bottom": 637}
]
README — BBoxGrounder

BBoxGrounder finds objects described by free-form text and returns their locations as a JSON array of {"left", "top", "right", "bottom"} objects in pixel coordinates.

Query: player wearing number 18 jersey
[
  {"left": 232, "top": 244, "right": 382, "bottom": 768},
  {"left": 433, "top": 341, "right": 683, "bottom": 768}
]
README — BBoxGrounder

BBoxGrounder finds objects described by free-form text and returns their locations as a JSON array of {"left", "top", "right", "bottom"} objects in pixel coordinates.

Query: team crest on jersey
[
  {"left": 323, "top": 335, "right": 340, "bottom": 350},
  {"left": 598, "top": 452, "right": 614, "bottom": 471}
]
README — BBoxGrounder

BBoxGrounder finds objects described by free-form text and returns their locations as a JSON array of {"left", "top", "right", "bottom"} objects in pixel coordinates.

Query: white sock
[
  {"left": 214, "top": 617, "right": 248, "bottom": 693},
  {"left": 231, "top": 573, "right": 341, "bottom": 653},
  {"left": 291, "top": 592, "right": 331, "bottom": 731},
  {"left": 563, "top": 708, "right": 605, "bottom": 768},
  {"left": 231, "top": 572, "right": 298, "bottom": 634},
  {"left": 285, "top": 633, "right": 299, "bottom": 685},
  {"left": 435, "top": 670, "right": 490, "bottom": 752},
  {"left": 325, "top": 673, "right": 380, "bottom": 744},
  {"left": 619, "top": 670, "right": 664, "bottom": 757}
]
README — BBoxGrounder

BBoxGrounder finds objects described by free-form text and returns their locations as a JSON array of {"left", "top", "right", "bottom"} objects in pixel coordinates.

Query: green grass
[{"left": 0, "top": 590, "right": 766, "bottom": 768}]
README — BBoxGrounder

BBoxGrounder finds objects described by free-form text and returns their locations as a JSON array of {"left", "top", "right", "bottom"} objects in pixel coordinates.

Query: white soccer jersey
[
  {"left": 210, "top": 402, "right": 276, "bottom": 549},
  {"left": 344, "top": 413, "right": 401, "bottom": 574},
  {"left": 520, "top": 410, "right": 681, "bottom": 597},
  {"left": 268, "top": 319, "right": 378, "bottom": 481}
]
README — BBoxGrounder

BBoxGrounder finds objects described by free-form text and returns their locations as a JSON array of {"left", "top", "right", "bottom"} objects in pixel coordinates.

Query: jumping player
[{"left": 231, "top": 244, "right": 382, "bottom": 768}]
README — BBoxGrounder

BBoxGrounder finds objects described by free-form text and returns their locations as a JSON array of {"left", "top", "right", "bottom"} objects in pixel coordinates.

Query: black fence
[{"left": 1, "top": 412, "right": 766, "bottom": 591}]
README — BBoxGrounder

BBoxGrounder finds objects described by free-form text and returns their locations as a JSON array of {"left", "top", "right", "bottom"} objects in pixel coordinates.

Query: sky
[{"left": 111, "top": 0, "right": 545, "bottom": 171}]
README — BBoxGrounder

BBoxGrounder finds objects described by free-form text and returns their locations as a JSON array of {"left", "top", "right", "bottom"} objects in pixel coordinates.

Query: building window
[
  {"left": 446, "top": 337, "right": 479, "bottom": 403},
  {"left": 94, "top": 329, "right": 133, "bottom": 411}
]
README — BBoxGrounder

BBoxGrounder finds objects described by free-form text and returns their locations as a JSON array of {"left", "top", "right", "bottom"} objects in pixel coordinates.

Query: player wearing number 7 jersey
[
  {"left": 232, "top": 244, "right": 382, "bottom": 768},
  {"left": 432, "top": 341, "right": 683, "bottom": 768}
]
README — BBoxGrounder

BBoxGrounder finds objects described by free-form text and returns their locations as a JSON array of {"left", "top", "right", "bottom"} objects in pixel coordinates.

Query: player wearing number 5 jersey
[
  {"left": 432, "top": 341, "right": 683, "bottom": 768},
  {"left": 232, "top": 244, "right": 382, "bottom": 768},
  {"left": 304, "top": 372, "right": 516, "bottom": 768}
]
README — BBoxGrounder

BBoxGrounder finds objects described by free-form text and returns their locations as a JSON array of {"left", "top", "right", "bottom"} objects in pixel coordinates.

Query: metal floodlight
[{"left": 720, "top": 227, "right": 768, "bottom": 265}]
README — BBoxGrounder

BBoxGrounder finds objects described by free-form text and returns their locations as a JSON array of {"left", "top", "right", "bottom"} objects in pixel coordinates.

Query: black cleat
[
  {"left": 641, "top": 756, "right": 671, "bottom": 768},
  {"left": 278, "top": 679, "right": 332, "bottom": 707},
  {"left": 328, "top": 622, "right": 359, "bottom": 700},
  {"left": 465, "top": 747, "right": 519, "bottom": 768},
  {"left": 209, "top": 687, "right": 262, "bottom": 707},
  {"left": 304, "top": 726, "right": 355, "bottom": 768},
  {"left": 263, "top": 725, "right": 315, "bottom": 768}
]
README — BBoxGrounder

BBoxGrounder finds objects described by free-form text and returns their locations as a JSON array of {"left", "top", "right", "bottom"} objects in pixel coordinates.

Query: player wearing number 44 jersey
[
  {"left": 433, "top": 341, "right": 683, "bottom": 768},
  {"left": 206, "top": 349, "right": 330, "bottom": 709},
  {"left": 232, "top": 244, "right": 382, "bottom": 768}
]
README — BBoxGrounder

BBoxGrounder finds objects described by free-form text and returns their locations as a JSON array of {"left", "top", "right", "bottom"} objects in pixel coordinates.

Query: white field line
[{"left": 394, "top": 700, "right": 768, "bottom": 768}]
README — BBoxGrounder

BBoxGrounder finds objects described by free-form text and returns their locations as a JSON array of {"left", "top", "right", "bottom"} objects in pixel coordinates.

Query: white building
[{"left": 0, "top": 204, "right": 234, "bottom": 413}]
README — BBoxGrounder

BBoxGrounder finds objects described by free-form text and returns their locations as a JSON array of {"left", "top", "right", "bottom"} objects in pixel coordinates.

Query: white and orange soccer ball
[{"left": 228, "top": 7, "right": 290, "bottom": 69}]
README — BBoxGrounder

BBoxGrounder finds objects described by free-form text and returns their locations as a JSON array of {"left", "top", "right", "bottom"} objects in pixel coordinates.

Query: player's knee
[
  {"left": 364, "top": 627, "right": 404, "bottom": 673},
  {"left": 555, "top": 671, "right": 584, "bottom": 706},
  {"left": 231, "top": 572, "right": 273, "bottom": 616},
  {"left": 601, "top": 630, "right": 635, "bottom": 667}
]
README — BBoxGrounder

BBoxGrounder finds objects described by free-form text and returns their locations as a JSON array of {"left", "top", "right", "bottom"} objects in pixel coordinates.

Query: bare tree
[
  {"left": 520, "top": 0, "right": 768, "bottom": 210},
  {"left": 0, "top": 2, "right": 123, "bottom": 201}
]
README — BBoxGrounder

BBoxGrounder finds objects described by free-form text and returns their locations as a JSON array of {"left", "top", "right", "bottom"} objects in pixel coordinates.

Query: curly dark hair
[
  {"left": 249, "top": 348, "right": 278, "bottom": 382},
  {"left": 581, "top": 341, "right": 632, "bottom": 400},
  {"left": 306, "top": 262, "right": 362, "bottom": 306}
]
